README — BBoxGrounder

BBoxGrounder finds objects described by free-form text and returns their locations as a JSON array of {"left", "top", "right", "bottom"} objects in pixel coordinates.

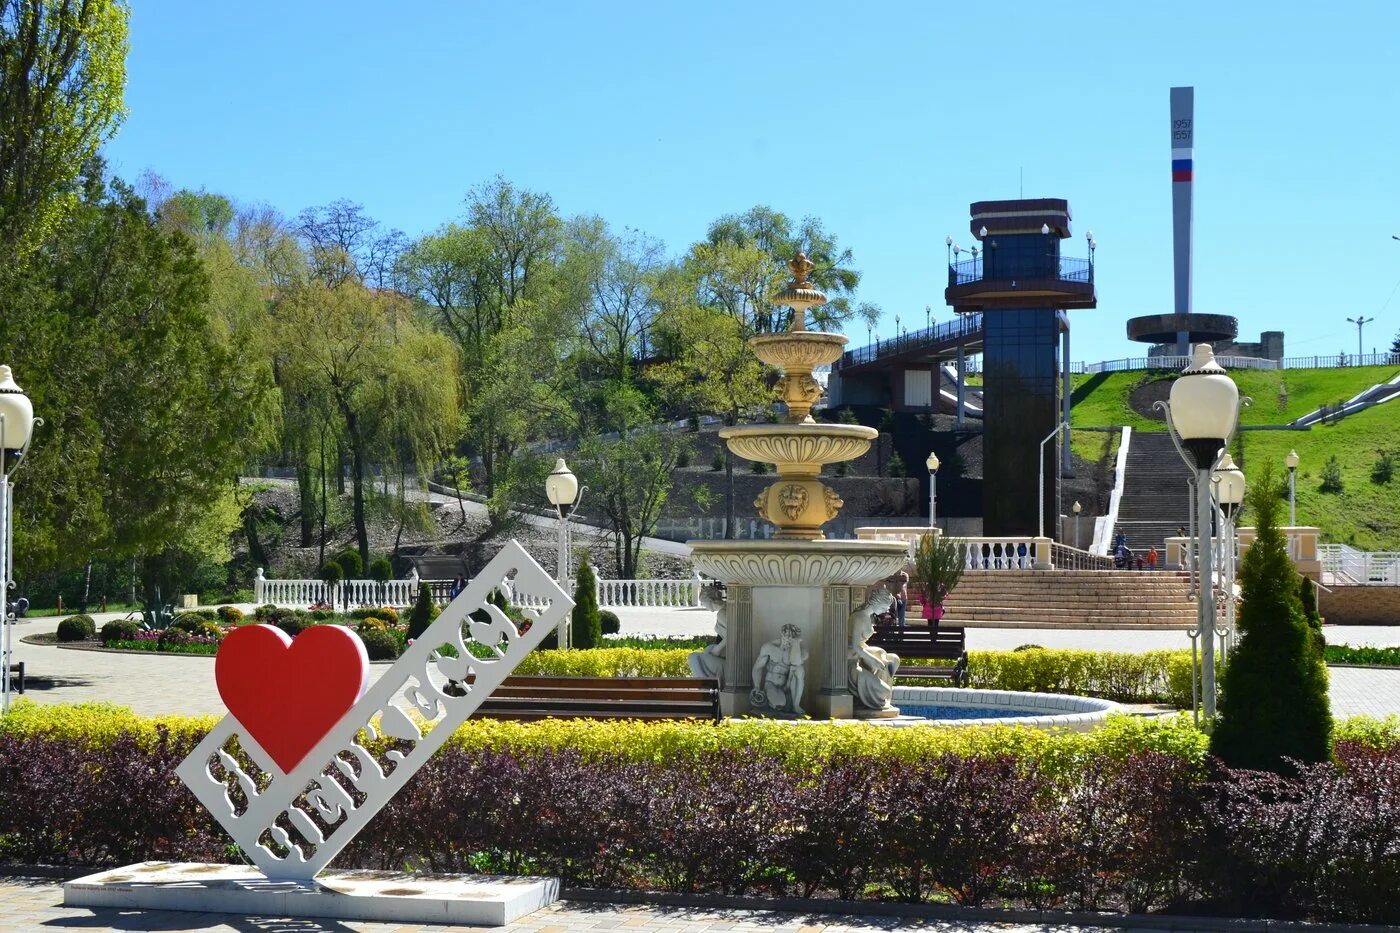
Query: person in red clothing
[{"left": 1147, "top": 546, "right": 1159, "bottom": 571}]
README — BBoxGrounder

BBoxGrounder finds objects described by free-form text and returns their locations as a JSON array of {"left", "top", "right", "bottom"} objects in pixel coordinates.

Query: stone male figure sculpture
[{"left": 751, "top": 623, "right": 808, "bottom": 716}]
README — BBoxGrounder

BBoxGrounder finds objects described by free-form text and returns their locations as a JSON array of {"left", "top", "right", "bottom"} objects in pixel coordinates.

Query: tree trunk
[
  {"left": 336, "top": 441, "right": 347, "bottom": 495},
  {"left": 296, "top": 461, "right": 315, "bottom": 547},
  {"left": 318, "top": 439, "right": 329, "bottom": 568},
  {"left": 347, "top": 416, "right": 370, "bottom": 567}
]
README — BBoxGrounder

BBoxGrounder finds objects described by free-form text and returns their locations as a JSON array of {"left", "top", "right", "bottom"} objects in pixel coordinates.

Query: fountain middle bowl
[
  {"left": 719, "top": 423, "right": 878, "bottom": 471},
  {"left": 687, "top": 538, "right": 910, "bottom": 586}
]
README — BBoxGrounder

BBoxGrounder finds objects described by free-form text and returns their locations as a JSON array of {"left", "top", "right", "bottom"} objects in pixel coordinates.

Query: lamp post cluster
[
  {"left": 545, "top": 458, "right": 583, "bottom": 650},
  {"left": 0, "top": 366, "right": 40, "bottom": 715},
  {"left": 1155, "top": 344, "right": 1245, "bottom": 722},
  {"left": 1212, "top": 454, "right": 1245, "bottom": 655}
]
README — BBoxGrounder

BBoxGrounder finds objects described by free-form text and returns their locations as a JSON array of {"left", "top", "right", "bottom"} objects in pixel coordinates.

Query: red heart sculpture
[{"left": 215, "top": 624, "right": 369, "bottom": 774}]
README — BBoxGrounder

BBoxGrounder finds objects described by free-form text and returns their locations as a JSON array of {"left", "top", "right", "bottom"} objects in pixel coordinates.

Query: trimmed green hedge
[
  {"left": 512, "top": 646, "right": 1199, "bottom": 707},
  {"left": 963, "top": 648, "right": 1197, "bottom": 707},
  {"left": 1327, "top": 644, "right": 1400, "bottom": 667}
]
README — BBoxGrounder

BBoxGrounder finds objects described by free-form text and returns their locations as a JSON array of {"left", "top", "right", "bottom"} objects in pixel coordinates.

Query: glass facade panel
[
  {"left": 982, "top": 308, "right": 1062, "bottom": 535},
  {"left": 983, "top": 233, "right": 1060, "bottom": 281}
]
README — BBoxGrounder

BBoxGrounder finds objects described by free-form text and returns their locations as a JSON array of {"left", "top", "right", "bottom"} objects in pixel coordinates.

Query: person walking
[
  {"left": 891, "top": 569, "right": 909, "bottom": 629},
  {"left": 1147, "top": 546, "right": 1159, "bottom": 571}
]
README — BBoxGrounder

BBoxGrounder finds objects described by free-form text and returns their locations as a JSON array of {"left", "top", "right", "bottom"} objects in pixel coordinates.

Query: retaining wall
[{"left": 1320, "top": 584, "right": 1400, "bottom": 625}]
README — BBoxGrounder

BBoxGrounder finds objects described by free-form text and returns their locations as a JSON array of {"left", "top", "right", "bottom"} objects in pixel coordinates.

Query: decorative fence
[
  {"left": 852, "top": 527, "right": 1055, "bottom": 570},
  {"left": 1319, "top": 544, "right": 1400, "bottom": 586},
  {"left": 254, "top": 568, "right": 707, "bottom": 610},
  {"left": 1081, "top": 351, "right": 1400, "bottom": 375}
]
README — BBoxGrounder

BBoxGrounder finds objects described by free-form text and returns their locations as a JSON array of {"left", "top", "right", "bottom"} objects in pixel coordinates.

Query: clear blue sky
[{"left": 103, "top": 0, "right": 1400, "bottom": 363}]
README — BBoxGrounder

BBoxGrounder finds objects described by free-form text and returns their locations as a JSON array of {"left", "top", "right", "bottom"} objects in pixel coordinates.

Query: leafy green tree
[
  {"left": 564, "top": 216, "right": 664, "bottom": 383},
  {"left": 704, "top": 206, "right": 878, "bottom": 332},
  {"left": 570, "top": 557, "right": 602, "bottom": 649},
  {"left": 0, "top": 171, "right": 261, "bottom": 600},
  {"left": 0, "top": 0, "right": 129, "bottom": 259},
  {"left": 577, "top": 383, "right": 698, "bottom": 578},
  {"left": 274, "top": 282, "right": 459, "bottom": 564},
  {"left": 1211, "top": 465, "right": 1332, "bottom": 772}
]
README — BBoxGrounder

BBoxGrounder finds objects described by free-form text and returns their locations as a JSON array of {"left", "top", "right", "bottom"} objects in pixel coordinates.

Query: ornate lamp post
[
  {"left": 1285, "top": 449, "right": 1300, "bottom": 525},
  {"left": 1072, "top": 500, "right": 1082, "bottom": 548},
  {"left": 1158, "top": 345, "right": 1240, "bottom": 721},
  {"left": 1212, "top": 454, "right": 1246, "bottom": 654},
  {"left": 0, "top": 366, "right": 39, "bottom": 715},
  {"left": 545, "top": 458, "right": 582, "bottom": 650},
  {"left": 925, "top": 452, "right": 940, "bottom": 528}
]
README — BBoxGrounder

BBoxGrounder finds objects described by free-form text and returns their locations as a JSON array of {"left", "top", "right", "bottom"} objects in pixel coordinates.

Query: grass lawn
[{"left": 1068, "top": 365, "right": 1400, "bottom": 549}]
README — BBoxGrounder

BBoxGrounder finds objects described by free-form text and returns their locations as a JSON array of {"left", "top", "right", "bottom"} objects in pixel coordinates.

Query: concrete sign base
[{"left": 64, "top": 861, "right": 558, "bottom": 926}]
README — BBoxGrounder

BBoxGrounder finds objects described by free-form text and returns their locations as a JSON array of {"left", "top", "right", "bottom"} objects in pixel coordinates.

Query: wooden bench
[
  {"left": 869, "top": 625, "right": 968, "bottom": 686},
  {"left": 476, "top": 675, "right": 721, "bottom": 723},
  {"left": 5, "top": 661, "right": 22, "bottom": 694}
]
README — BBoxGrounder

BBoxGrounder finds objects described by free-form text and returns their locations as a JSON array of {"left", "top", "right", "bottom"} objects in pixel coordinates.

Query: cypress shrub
[
  {"left": 56, "top": 615, "right": 96, "bottom": 642},
  {"left": 334, "top": 549, "right": 364, "bottom": 578},
  {"left": 406, "top": 582, "right": 438, "bottom": 641},
  {"left": 1211, "top": 465, "right": 1332, "bottom": 772},
  {"left": 368, "top": 557, "right": 392, "bottom": 583},
  {"left": 571, "top": 558, "right": 602, "bottom": 649}
]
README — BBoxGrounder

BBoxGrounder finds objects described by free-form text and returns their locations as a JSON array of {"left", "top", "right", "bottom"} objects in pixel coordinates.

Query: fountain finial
[{"left": 773, "top": 251, "right": 826, "bottom": 332}]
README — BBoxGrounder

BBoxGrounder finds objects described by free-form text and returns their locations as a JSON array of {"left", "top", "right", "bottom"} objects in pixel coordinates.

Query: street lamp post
[
  {"left": 1212, "top": 455, "right": 1246, "bottom": 655},
  {"left": 1037, "top": 422, "right": 1068, "bottom": 539},
  {"left": 1072, "top": 500, "right": 1082, "bottom": 549},
  {"left": 545, "top": 458, "right": 582, "bottom": 650},
  {"left": 0, "top": 366, "right": 39, "bottom": 716},
  {"left": 925, "top": 452, "right": 940, "bottom": 529},
  {"left": 1346, "top": 316, "right": 1374, "bottom": 361},
  {"left": 1285, "top": 449, "right": 1300, "bottom": 526},
  {"left": 1156, "top": 345, "right": 1241, "bottom": 722}
]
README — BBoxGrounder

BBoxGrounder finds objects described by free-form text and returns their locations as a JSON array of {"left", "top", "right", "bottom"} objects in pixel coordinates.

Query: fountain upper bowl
[{"left": 719, "top": 423, "right": 877, "bottom": 469}]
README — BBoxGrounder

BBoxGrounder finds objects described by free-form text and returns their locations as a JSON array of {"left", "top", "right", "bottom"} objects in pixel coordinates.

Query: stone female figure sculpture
[
  {"left": 687, "top": 583, "right": 727, "bottom": 682},
  {"left": 849, "top": 588, "right": 900, "bottom": 714}
]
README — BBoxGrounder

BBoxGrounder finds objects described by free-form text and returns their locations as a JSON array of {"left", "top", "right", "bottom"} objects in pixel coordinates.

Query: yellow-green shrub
[
  {"left": 514, "top": 647, "right": 691, "bottom": 677},
  {"left": 0, "top": 700, "right": 216, "bottom": 749},
  {"left": 961, "top": 648, "right": 1195, "bottom": 705}
]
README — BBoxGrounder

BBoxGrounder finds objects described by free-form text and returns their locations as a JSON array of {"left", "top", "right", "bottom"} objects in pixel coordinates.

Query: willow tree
[
  {"left": 0, "top": 0, "right": 129, "bottom": 260},
  {"left": 275, "top": 282, "right": 459, "bottom": 563}
]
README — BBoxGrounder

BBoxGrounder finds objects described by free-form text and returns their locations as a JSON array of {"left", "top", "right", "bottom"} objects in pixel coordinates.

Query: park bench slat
[
  {"left": 869, "top": 626, "right": 968, "bottom": 686},
  {"left": 476, "top": 675, "right": 721, "bottom": 723}
]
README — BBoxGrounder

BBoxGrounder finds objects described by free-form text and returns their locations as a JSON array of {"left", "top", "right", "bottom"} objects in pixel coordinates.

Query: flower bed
[
  {"left": 0, "top": 703, "right": 1397, "bottom": 923},
  {"left": 1327, "top": 644, "right": 1400, "bottom": 667}
]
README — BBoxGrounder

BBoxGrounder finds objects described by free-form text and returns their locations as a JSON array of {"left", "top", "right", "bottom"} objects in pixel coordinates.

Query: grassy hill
[{"left": 1069, "top": 365, "right": 1400, "bottom": 549}]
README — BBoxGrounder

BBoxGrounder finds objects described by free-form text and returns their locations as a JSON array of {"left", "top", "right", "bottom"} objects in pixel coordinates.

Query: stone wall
[{"left": 1319, "top": 585, "right": 1400, "bottom": 625}]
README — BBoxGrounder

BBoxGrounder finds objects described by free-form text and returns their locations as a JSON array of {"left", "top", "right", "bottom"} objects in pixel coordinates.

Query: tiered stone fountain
[{"left": 688, "top": 254, "right": 911, "bottom": 719}]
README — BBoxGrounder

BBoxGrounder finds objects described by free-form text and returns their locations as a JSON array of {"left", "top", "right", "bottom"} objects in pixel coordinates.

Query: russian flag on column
[{"left": 1172, "top": 148, "right": 1193, "bottom": 182}]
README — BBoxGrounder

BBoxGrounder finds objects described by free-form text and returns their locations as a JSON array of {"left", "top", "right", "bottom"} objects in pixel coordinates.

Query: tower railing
[{"left": 947, "top": 256, "right": 1093, "bottom": 287}]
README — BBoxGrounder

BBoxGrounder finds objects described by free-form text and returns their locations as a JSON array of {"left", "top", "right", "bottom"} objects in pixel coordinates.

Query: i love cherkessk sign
[{"left": 176, "top": 541, "right": 572, "bottom": 880}]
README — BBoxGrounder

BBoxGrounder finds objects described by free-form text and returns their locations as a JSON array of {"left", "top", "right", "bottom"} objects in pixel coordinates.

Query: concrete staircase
[
  {"left": 1112, "top": 432, "right": 1194, "bottom": 558},
  {"left": 924, "top": 569, "right": 1199, "bottom": 629}
]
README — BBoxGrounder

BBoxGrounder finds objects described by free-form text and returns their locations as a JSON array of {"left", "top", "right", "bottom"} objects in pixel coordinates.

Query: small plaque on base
[{"left": 64, "top": 862, "right": 558, "bottom": 927}]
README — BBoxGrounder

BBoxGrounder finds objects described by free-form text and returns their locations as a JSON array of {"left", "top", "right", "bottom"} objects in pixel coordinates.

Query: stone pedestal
[
  {"left": 64, "top": 862, "right": 557, "bottom": 927},
  {"left": 692, "top": 539, "right": 908, "bottom": 720}
]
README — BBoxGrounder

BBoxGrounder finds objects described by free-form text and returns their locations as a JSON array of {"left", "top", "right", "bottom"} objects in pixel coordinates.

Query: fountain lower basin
[
  {"left": 688, "top": 539, "right": 909, "bottom": 586},
  {"left": 886, "top": 687, "right": 1119, "bottom": 729}
]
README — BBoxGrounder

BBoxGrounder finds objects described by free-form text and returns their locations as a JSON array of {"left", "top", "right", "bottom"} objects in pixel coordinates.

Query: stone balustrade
[
  {"left": 852, "top": 527, "right": 1054, "bottom": 570},
  {"left": 253, "top": 568, "right": 706, "bottom": 610}
]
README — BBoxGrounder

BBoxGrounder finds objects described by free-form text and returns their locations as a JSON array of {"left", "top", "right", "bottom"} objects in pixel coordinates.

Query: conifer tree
[
  {"left": 571, "top": 556, "right": 602, "bottom": 649},
  {"left": 1211, "top": 465, "right": 1332, "bottom": 772}
]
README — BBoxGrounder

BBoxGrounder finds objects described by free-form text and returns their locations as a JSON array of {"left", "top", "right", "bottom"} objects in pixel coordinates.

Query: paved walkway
[
  {"left": 9, "top": 609, "right": 1400, "bottom": 719},
  {"left": 0, "top": 875, "right": 1123, "bottom": 933}
]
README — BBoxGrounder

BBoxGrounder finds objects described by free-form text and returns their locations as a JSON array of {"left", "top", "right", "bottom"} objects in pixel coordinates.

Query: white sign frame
[{"left": 177, "top": 540, "right": 573, "bottom": 880}]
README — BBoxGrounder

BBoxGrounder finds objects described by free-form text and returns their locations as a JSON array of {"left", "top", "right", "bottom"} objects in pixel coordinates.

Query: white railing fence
[
  {"left": 254, "top": 568, "right": 708, "bottom": 610},
  {"left": 1319, "top": 545, "right": 1400, "bottom": 585},
  {"left": 852, "top": 528, "right": 1054, "bottom": 570}
]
